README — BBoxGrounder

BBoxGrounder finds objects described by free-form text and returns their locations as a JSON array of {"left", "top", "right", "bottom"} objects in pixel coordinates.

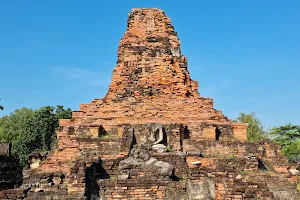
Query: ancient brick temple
[{"left": 1, "top": 8, "right": 299, "bottom": 200}]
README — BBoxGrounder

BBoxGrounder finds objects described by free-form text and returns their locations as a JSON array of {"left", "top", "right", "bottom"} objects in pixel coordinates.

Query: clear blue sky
[{"left": 0, "top": 1, "right": 299, "bottom": 129}]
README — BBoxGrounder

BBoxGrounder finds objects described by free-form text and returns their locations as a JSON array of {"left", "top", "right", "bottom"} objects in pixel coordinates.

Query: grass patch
[
  {"left": 78, "top": 132, "right": 89, "bottom": 138},
  {"left": 100, "top": 135, "right": 120, "bottom": 139},
  {"left": 167, "top": 145, "right": 172, "bottom": 152},
  {"left": 265, "top": 170, "right": 276, "bottom": 175},
  {"left": 215, "top": 152, "right": 223, "bottom": 159},
  {"left": 240, "top": 170, "right": 250, "bottom": 175},
  {"left": 215, "top": 152, "right": 235, "bottom": 160},
  {"left": 225, "top": 154, "right": 235, "bottom": 159},
  {"left": 179, "top": 175, "right": 187, "bottom": 184},
  {"left": 110, "top": 175, "right": 117, "bottom": 181},
  {"left": 297, "top": 183, "right": 300, "bottom": 191},
  {"left": 67, "top": 159, "right": 73, "bottom": 165}
]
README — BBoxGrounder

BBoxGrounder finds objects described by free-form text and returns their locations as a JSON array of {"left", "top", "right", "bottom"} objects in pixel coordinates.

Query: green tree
[
  {"left": 0, "top": 108, "right": 35, "bottom": 142},
  {"left": 0, "top": 105, "right": 72, "bottom": 166},
  {"left": 269, "top": 124, "right": 300, "bottom": 162},
  {"left": 269, "top": 124, "right": 300, "bottom": 146},
  {"left": 235, "top": 112, "right": 265, "bottom": 141},
  {"left": 33, "top": 106, "right": 57, "bottom": 151},
  {"left": 282, "top": 141, "right": 300, "bottom": 163},
  {"left": 55, "top": 105, "right": 72, "bottom": 122},
  {"left": 0, "top": 108, "right": 39, "bottom": 165}
]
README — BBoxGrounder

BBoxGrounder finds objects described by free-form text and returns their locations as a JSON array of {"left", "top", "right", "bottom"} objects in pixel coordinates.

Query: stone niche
[
  {"left": 126, "top": 124, "right": 179, "bottom": 147},
  {"left": 198, "top": 125, "right": 234, "bottom": 141}
]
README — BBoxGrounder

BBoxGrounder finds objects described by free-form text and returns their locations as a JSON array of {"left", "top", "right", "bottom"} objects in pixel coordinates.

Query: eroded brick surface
[{"left": 65, "top": 8, "right": 231, "bottom": 127}]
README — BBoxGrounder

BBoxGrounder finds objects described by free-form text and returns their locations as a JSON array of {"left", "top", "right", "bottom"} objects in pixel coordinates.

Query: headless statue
[{"left": 149, "top": 124, "right": 164, "bottom": 144}]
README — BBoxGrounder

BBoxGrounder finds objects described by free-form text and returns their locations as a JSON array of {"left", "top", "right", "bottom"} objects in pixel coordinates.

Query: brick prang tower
[{"left": 1, "top": 8, "right": 299, "bottom": 200}]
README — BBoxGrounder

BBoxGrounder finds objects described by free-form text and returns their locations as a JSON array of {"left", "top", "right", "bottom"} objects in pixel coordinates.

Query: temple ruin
[{"left": 0, "top": 8, "right": 299, "bottom": 200}]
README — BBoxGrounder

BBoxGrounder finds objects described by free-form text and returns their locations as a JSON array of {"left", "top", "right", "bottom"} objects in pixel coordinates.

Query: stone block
[
  {"left": 232, "top": 122, "right": 247, "bottom": 141},
  {"left": 203, "top": 127, "right": 216, "bottom": 140},
  {"left": 59, "top": 119, "right": 70, "bottom": 127}
]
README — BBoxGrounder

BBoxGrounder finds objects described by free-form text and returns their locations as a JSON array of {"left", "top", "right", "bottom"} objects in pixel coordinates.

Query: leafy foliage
[
  {"left": 55, "top": 105, "right": 72, "bottom": 120},
  {"left": 235, "top": 113, "right": 265, "bottom": 141},
  {"left": 269, "top": 124, "right": 300, "bottom": 146},
  {"left": 0, "top": 105, "right": 72, "bottom": 166},
  {"left": 269, "top": 124, "right": 300, "bottom": 162},
  {"left": 282, "top": 141, "right": 300, "bottom": 163}
]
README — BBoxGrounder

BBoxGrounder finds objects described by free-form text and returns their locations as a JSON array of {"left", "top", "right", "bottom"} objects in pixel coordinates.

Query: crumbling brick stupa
[{"left": 1, "top": 8, "right": 299, "bottom": 200}]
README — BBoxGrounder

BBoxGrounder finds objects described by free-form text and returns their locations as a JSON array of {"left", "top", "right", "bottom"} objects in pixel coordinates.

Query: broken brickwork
[
  {"left": 0, "top": 8, "right": 299, "bottom": 200},
  {"left": 0, "top": 143, "right": 23, "bottom": 191}
]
